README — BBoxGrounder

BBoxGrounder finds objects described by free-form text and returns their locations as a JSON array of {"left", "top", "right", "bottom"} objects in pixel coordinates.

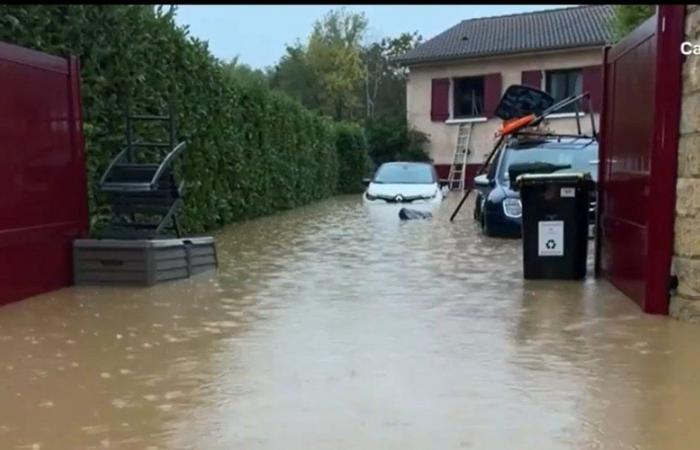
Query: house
[{"left": 395, "top": 5, "right": 614, "bottom": 182}]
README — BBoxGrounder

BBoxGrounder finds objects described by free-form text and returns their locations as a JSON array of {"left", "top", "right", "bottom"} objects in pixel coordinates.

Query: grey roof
[{"left": 395, "top": 5, "right": 614, "bottom": 65}]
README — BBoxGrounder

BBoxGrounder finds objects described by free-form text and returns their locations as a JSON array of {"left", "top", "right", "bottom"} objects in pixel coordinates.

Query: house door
[{"left": 595, "top": 5, "right": 685, "bottom": 314}]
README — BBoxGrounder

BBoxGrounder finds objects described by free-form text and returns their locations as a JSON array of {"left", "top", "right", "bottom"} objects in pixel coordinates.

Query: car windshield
[
  {"left": 373, "top": 163, "right": 435, "bottom": 184},
  {"left": 498, "top": 142, "right": 598, "bottom": 185}
]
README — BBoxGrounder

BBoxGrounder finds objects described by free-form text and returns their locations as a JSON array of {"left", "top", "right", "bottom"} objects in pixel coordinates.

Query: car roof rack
[
  {"left": 512, "top": 131, "right": 597, "bottom": 144},
  {"left": 495, "top": 86, "right": 597, "bottom": 140}
]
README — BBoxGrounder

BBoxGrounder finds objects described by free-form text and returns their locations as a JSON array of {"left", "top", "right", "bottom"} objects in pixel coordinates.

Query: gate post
[{"left": 646, "top": 5, "right": 685, "bottom": 314}]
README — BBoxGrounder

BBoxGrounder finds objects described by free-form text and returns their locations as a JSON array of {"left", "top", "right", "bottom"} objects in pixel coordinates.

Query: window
[
  {"left": 545, "top": 69, "right": 582, "bottom": 113},
  {"left": 453, "top": 76, "right": 484, "bottom": 118},
  {"left": 486, "top": 148, "right": 502, "bottom": 181},
  {"left": 373, "top": 163, "right": 436, "bottom": 184}
]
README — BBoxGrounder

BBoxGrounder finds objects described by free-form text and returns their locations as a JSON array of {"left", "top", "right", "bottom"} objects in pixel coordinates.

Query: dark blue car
[{"left": 473, "top": 136, "right": 599, "bottom": 238}]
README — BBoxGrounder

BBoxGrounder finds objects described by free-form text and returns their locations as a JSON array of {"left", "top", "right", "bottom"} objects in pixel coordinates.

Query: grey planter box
[{"left": 73, "top": 237, "right": 217, "bottom": 286}]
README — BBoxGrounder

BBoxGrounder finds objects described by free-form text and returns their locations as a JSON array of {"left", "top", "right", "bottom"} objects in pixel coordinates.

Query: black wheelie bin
[{"left": 514, "top": 172, "right": 595, "bottom": 280}]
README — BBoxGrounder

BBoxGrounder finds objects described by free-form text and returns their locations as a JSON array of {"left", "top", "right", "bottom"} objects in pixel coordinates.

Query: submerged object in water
[{"left": 399, "top": 208, "right": 433, "bottom": 221}]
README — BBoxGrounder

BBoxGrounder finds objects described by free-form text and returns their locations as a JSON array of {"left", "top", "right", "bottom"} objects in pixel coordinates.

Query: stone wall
[{"left": 670, "top": 4, "right": 700, "bottom": 321}]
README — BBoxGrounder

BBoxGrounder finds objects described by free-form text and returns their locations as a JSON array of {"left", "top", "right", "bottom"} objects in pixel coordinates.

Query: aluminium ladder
[{"left": 447, "top": 122, "right": 473, "bottom": 191}]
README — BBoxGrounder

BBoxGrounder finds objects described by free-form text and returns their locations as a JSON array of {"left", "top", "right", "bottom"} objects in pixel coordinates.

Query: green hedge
[
  {"left": 0, "top": 5, "right": 349, "bottom": 233},
  {"left": 335, "top": 123, "right": 371, "bottom": 194},
  {"left": 365, "top": 116, "right": 431, "bottom": 167}
]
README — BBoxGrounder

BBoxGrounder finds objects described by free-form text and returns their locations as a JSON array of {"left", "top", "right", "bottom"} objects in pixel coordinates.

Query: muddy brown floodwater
[{"left": 2, "top": 195, "right": 700, "bottom": 450}]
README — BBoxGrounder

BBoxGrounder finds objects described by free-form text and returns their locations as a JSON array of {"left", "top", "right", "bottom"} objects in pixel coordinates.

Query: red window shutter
[
  {"left": 430, "top": 78, "right": 450, "bottom": 122},
  {"left": 483, "top": 73, "right": 502, "bottom": 118},
  {"left": 521, "top": 70, "right": 542, "bottom": 89},
  {"left": 582, "top": 65, "right": 603, "bottom": 113}
]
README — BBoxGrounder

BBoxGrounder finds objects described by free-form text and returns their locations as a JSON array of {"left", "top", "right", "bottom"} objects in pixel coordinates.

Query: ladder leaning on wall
[{"left": 447, "top": 122, "right": 473, "bottom": 191}]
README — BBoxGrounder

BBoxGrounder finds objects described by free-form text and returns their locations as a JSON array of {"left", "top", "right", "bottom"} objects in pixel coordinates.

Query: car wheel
[{"left": 479, "top": 208, "right": 488, "bottom": 236}]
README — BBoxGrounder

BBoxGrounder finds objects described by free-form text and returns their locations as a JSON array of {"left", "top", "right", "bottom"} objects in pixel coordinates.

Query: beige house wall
[
  {"left": 406, "top": 48, "right": 603, "bottom": 166},
  {"left": 670, "top": 4, "right": 700, "bottom": 322}
]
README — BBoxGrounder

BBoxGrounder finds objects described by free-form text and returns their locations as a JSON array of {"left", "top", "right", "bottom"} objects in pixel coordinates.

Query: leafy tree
[
  {"left": 305, "top": 8, "right": 368, "bottom": 121},
  {"left": 611, "top": 5, "right": 655, "bottom": 42},
  {"left": 269, "top": 42, "right": 321, "bottom": 109},
  {"left": 221, "top": 56, "right": 269, "bottom": 87},
  {"left": 269, "top": 10, "right": 421, "bottom": 123},
  {"left": 361, "top": 32, "right": 421, "bottom": 119},
  {"left": 267, "top": 9, "right": 427, "bottom": 164}
]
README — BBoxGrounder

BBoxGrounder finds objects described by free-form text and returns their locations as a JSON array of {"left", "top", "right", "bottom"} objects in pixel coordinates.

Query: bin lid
[{"left": 514, "top": 172, "right": 594, "bottom": 189}]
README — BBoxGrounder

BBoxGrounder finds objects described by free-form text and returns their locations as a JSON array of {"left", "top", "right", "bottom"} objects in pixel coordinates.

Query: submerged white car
[{"left": 363, "top": 162, "right": 446, "bottom": 211}]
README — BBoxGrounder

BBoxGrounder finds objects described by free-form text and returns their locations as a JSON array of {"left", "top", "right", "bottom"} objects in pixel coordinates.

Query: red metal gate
[
  {"left": 0, "top": 42, "right": 88, "bottom": 306},
  {"left": 596, "top": 6, "right": 684, "bottom": 314}
]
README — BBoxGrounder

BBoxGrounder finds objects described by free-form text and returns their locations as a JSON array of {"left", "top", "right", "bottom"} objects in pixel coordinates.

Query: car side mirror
[
  {"left": 362, "top": 177, "right": 371, "bottom": 186},
  {"left": 474, "top": 174, "right": 493, "bottom": 188}
]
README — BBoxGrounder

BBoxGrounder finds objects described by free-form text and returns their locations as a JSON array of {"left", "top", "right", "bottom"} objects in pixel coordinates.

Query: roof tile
[{"left": 395, "top": 5, "right": 615, "bottom": 65}]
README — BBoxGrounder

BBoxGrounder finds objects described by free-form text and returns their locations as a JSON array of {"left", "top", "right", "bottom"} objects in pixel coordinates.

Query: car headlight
[
  {"left": 365, "top": 192, "right": 379, "bottom": 201},
  {"left": 503, "top": 198, "right": 522, "bottom": 218},
  {"left": 422, "top": 190, "right": 438, "bottom": 200}
]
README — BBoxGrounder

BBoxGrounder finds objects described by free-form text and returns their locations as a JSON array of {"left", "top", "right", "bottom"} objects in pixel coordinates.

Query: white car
[{"left": 363, "top": 162, "right": 447, "bottom": 212}]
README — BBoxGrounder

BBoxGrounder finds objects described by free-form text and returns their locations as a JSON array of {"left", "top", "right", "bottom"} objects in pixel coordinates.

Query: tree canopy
[
  {"left": 266, "top": 8, "right": 430, "bottom": 164},
  {"left": 611, "top": 5, "right": 656, "bottom": 42}
]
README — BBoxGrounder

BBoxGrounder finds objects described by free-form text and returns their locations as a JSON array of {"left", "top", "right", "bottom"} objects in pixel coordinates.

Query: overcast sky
[{"left": 174, "top": 5, "right": 572, "bottom": 69}]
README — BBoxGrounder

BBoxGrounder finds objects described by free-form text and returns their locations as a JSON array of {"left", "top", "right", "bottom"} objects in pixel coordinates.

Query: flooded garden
[{"left": 1, "top": 195, "right": 700, "bottom": 450}]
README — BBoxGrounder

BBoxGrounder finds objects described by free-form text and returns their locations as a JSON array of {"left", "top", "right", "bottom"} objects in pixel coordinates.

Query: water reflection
[{"left": 0, "top": 194, "right": 699, "bottom": 449}]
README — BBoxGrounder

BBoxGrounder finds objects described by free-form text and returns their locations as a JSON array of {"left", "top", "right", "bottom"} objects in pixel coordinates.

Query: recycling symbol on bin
[{"left": 546, "top": 239, "right": 557, "bottom": 250}]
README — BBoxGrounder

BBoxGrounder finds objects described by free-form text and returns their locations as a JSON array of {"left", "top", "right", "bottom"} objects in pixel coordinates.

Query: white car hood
[{"left": 367, "top": 182, "right": 438, "bottom": 198}]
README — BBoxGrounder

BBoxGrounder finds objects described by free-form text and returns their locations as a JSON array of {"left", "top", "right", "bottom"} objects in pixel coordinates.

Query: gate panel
[
  {"left": 597, "top": 6, "right": 684, "bottom": 314},
  {"left": 0, "top": 42, "right": 88, "bottom": 306}
]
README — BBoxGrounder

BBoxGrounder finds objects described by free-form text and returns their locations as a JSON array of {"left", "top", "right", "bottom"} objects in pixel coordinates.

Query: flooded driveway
[{"left": 1, "top": 195, "right": 700, "bottom": 450}]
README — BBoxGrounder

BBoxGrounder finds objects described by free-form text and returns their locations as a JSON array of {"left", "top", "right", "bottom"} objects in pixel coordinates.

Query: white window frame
[
  {"left": 547, "top": 112, "right": 586, "bottom": 119},
  {"left": 534, "top": 70, "right": 545, "bottom": 90},
  {"left": 445, "top": 117, "right": 489, "bottom": 124}
]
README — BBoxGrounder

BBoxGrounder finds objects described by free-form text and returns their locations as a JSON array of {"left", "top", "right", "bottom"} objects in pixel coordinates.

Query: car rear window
[
  {"left": 373, "top": 164, "right": 436, "bottom": 184},
  {"left": 498, "top": 144, "right": 598, "bottom": 185}
]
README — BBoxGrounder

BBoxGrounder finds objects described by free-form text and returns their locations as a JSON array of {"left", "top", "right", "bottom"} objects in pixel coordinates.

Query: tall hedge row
[
  {"left": 0, "top": 5, "right": 362, "bottom": 233},
  {"left": 335, "top": 123, "right": 372, "bottom": 194}
]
